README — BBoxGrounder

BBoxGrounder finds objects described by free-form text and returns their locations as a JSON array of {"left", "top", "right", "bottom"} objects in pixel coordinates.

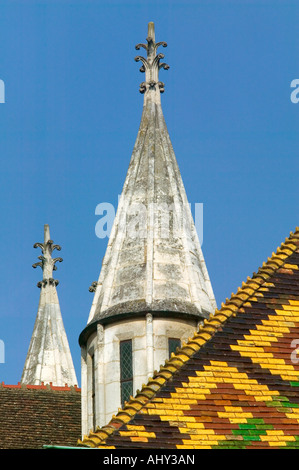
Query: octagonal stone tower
[{"left": 79, "top": 22, "right": 217, "bottom": 436}]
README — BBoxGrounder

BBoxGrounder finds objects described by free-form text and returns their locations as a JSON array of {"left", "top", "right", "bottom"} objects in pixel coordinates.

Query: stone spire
[
  {"left": 85, "top": 22, "right": 216, "bottom": 331},
  {"left": 21, "top": 225, "right": 77, "bottom": 386}
]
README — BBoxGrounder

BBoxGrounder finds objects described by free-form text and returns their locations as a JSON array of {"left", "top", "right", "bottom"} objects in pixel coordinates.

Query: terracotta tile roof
[
  {"left": 79, "top": 227, "right": 299, "bottom": 449},
  {"left": 0, "top": 382, "right": 81, "bottom": 449}
]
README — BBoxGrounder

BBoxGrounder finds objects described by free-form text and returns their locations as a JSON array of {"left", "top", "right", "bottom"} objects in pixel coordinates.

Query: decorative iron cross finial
[
  {"left": 32, "top": 224, "right": 62, "bottom": 288},
  {"left": 135, "top": 22, "right": 169, "bottom": 99}
]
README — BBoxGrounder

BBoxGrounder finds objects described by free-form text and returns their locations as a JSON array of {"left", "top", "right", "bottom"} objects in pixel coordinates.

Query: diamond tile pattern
[{"left": 80, "top": 228, "right": 299, "bottom": 449}]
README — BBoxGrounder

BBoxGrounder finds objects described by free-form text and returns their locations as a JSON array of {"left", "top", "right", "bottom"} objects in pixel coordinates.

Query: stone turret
[
  {"left": 21, "top": 225, "right": 77, "bottom": 387},
  {"left": 79, "top": 22, "right": 217, "bottom": 436}
]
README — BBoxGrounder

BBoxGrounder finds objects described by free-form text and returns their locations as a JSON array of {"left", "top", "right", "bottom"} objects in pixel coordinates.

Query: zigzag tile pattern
[{"left": 79, "top": 228, "right": 299, "bottom": 449}]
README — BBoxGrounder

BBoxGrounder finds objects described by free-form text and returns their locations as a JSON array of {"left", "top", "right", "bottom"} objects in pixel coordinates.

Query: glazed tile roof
[{"left": 80, "top": 227, "right": 299, "bottom": 449}]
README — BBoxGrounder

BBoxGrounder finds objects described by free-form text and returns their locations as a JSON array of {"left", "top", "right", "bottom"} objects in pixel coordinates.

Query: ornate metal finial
[
  {"left": 135, "top": 22, "right": 169, "bottom": 98},
  {"left": 32, "top": 224, "right": 62, "bottom": 288}
]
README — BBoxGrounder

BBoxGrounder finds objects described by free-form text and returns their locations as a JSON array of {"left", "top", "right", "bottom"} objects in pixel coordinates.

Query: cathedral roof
[
  {"left": 79, "top": 227, "right": 299, "bottom": 449},
  {"left": 21, "top": 224, "right": 78, "bottom": 387},
  {"left": 81, "top": 23, "right": 216, "bottom": 341}
]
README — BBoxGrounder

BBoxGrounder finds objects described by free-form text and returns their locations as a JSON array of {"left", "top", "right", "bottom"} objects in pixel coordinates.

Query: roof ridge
[
  {"left": 78, "top": 227, "right": 299, "bottom": 448},
  {"left": 0, "top": 381, "right": 81, "bottom": 392}
]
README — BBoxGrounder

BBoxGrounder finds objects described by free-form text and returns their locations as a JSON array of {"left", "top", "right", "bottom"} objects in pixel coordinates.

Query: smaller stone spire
[
  {"left": 21, "top": 225, "right": 77, "bottom": 387},
  {"left": 135, "top": 22, "right": 169, "bottom": 103}
]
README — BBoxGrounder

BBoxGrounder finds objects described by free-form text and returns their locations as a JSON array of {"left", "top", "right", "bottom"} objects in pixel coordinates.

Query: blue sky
[{"left": 0, "top": 0, "right": 298, "bottom": 386}]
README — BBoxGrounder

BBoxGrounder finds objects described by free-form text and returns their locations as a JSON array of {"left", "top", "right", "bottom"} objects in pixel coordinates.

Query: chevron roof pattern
[{"left": 79, "top": 227, "right": 299, "bottom": 449}]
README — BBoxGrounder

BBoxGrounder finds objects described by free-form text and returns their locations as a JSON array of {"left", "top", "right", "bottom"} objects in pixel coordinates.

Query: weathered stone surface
[
  {"left": 21, "top": 225, "right": 78, "bottom": 387},
  {"left": 84, "top": 24, "right": 216, "bottom": 324},
  {"left": 87, "top": 99, "right": 216, "bottom": 326}
]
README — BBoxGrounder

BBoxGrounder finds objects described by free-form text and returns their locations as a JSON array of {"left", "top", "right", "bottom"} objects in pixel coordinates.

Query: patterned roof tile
[{"left": 79, "top": 227, "right": 299, "bottom": 449}]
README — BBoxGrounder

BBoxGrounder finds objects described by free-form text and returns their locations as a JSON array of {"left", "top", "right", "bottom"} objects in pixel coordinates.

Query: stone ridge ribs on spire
[
  {"left": 85, "top": 22, "right": 217, "bottom": 330},
  {"left": 21, "top": 225, "right": 78, "bottom": 387},
  {"left": 79, "top": 228, "right": 299, "bottom": 449}
]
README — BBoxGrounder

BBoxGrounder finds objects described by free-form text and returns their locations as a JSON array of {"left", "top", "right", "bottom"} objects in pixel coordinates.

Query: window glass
[
  {"left": 168, "top": 338, "right": 181, "bottom": 358},
  {"left": 120, "top": 340, "right": 133, "bottom": 406}
]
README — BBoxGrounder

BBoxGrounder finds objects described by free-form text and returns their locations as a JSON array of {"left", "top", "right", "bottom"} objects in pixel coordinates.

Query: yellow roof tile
[{"left": 79, "top": 227, "right": 299, "bottom": 449}]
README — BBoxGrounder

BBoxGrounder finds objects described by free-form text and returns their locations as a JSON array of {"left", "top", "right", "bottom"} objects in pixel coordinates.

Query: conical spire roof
[
  {"left": 21, "top": 225, "right": 77, "bottom": 386},
  {"left": 85, "top": 23, "right": 216, "bottom": 330}
]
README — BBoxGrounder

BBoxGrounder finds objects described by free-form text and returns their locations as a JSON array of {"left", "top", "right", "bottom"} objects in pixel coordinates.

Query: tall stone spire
[
  {"left": 79, "top": 22, "right": 217, "bottom": 434},
  {"left": 85, "top": 22, "right": 216, "bottom": 329},
  {"left": 21, "top": 225, "right": 77, "bottom": 386}
]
